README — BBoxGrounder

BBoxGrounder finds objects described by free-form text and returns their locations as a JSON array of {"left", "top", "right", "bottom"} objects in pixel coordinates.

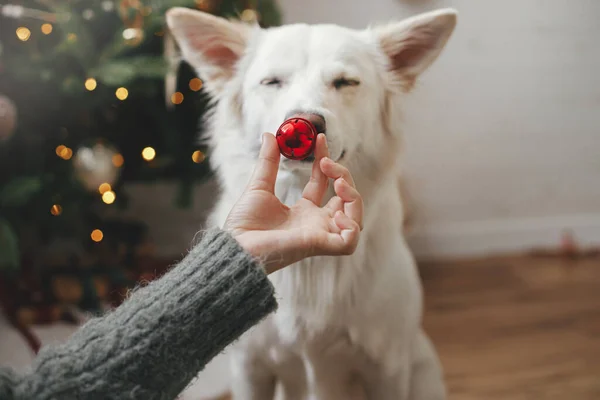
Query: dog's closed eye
[
  {"left": 260, "top": 77, "right": 283, "bottom": 87},
  {"left": 332, "top": 77, "right": 360, "bottom": 90}
]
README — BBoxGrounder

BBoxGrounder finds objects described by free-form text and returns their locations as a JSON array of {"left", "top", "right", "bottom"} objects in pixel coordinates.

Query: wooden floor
[
  {"left": 210, "top": 254, "right": 600, "bottom": 400},
  {"left": 420, "top": 254, "right": 600, "bottom": 400}
]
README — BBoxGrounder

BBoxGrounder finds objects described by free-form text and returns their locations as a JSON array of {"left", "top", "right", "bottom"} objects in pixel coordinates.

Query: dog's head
[{"left": 167, "top": 8, "right": 456, "bottom": 181}]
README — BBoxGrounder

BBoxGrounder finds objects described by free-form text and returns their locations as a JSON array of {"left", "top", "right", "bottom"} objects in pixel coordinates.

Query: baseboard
[{"left": 406, "top": 213, "right": 600, "bottom": 261}]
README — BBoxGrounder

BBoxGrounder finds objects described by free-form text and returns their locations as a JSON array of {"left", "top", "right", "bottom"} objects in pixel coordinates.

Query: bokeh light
[
  {"left": 171, "top": 92, "right": 184, "bottom": 105},
  {"left": 189, "top": 78, "right": 203, "bottom": 92},
  {"left": 102, "top": 190, "right": 116, "bottom": 204},
  {"left": 112, "top": 153, "right": 124, "bottom": 167},
  {"left": 141, "top": 147, "right": 156, "bottom": 161},
  {"left": 115, "top": 87, "right": 129, "bottom": 100},
  {"left": 91, "top": 229, "right": 104, "bottom": 242},
  {"left": 50, "top": 204, "right": 62, "bottom": 216},
  {"left": 98, "top": 183, "right": 112, "bottom": 194},
  {"left": 192, "top": 150, "right": 205, "bottom": 163},
  {"left": 16, "top": 27, "right": 31, "bottom": 41},
  {"left": 41, "top": 24, "right": 53, "bottom": 35},
  {"left": 85, "top": 78, "right": 97, "bottom": 91}
]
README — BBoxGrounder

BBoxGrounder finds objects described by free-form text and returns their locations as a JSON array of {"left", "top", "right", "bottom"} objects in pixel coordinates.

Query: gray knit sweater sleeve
[{"left": 0, "top": 228, "right": 277, "bottom": 400}]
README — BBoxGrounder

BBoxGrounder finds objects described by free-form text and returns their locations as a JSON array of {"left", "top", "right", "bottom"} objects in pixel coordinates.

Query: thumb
[{"left": 247, "top": 133, "right": 281, "bottom": 193}]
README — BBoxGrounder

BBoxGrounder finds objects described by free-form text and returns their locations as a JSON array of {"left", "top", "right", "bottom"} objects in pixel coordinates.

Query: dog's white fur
[{"left": 167, "top": 8, "right": 457, "bottom": 399}]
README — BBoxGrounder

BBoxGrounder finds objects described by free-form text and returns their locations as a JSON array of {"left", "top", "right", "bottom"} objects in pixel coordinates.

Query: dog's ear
[
  {"left": 374, "top": 8, "right": 457, "bottom": 89},
  {"left": 166, "top": 7, "right": 253, "bottom": 90}
]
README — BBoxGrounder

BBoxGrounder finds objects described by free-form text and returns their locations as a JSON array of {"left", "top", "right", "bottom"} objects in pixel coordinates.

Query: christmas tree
[{"left": 0, "top": 0, "right": 280, "bottom": 327}]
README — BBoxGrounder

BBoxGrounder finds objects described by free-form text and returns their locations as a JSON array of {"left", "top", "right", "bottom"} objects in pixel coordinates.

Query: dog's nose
[{"left": 284, "top": 111, "right": 326, "bottom": 135}]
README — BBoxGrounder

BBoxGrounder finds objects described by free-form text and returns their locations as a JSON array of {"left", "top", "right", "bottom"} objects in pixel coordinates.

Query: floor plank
[{"left": 421, "top": 255, "right": 600, "bottom": 400}]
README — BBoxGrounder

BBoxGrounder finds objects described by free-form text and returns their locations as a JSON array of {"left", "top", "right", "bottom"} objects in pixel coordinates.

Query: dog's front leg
[
  {"left": 364, "top": 363, "right": 411, "bottom": 400},
  {"left": 230, "top": 351, "right": 277, "bottom": 400},
  {"left": 407, "top": 330, "right": 446, "bottom": 400}
]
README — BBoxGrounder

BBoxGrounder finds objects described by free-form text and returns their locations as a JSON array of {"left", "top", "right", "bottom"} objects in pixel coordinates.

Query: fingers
[
  {"left": 334, "top": 178, "right": 364, "bottom": 230},
  {"left": 247, "top": 133, "right": 280, "bottom": 193},
  {"left": 325, "top": 196, "right": 343, "bottom": 213},
  {"left": 321, "top": 159, "right": 363, "bottom": 230},
  {"left": 329, "top": 211, "right": 361, "bottom": 255},
  {"left": 320, "top": 157, "right": 355, "bottom": 187},
  {"left": 302, "top": 134, "right": 329, "bottom": 205}
]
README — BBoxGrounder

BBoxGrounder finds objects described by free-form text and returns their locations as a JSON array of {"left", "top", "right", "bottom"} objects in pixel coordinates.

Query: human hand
[{"left": 224, "top": 133, "right": 363, "bottom": 274}]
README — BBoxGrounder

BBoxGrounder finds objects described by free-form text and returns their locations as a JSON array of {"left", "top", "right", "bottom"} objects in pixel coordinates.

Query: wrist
[{"left": 232, "top": 232, "right": 284, "bottom": 275}]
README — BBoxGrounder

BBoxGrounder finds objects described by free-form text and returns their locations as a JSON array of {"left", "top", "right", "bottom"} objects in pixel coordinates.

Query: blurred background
[{"left": 1, "top": 0, "right": 599, "bottom": 399}]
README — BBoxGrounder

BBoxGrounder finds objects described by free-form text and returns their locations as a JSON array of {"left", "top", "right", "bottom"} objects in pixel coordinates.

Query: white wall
[
  {"left": 278, "top": 0, "right": 600, "bottom": 258},
  {"left": 127, "top": 1, "right": 600, "bottom": 260}
]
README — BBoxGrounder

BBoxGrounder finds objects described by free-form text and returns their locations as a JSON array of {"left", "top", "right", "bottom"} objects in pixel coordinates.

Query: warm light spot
[
  {"left": 58, "top": 146, "right": 73, "bottom": 160},
  {"left": 85, "top": 78, "right": 97, "bottom": 91},
  {"left": 154, "top": 30, "right": 164, "bottom": 37},
  {"left": 41, "top": 24, "right": 53, "bottom": 35},
  {"left": 171, "top": 92, "right": 184, "bottom": 105},
  {"left": 50, "top": 204, "right": 62, "bottom": 216},
  {"left": 55, "top": 145, "right": 66, "bottom": 156},
  {"left": 112, "top": 153, "right": 124, "bottom": 167},
  {"left": 195, "top": 0, "right": 210, "bottom": 11},
  {"left": 102, "top": 190, "right": 116, "bottom": 204},
  {"left": 115, "top": 87, "right": 128, "bottom": 100},
  {"left": 91, "top": 229, "right": 104, "bottom": 242},
  {"left": 192, "top": 150, "right": 205, "bottom": 163},
  {"left": 189, "top": 78, "right": 203, "bottom": 92},
  {"left": 240, "top": 9, "right": 258, "bottom": 22},
  {"left": 16, "top": 27, "right": 31, "bottom": 41},
  {"left": 98, "top": 183, "right": 112, "bottom": 194},
  {"left": 141, "top": 147, "right": 156, "bottom": 161},
  {"left": 122, "top": 28, "right": 141, "bottom": 40},
  {"left": 67, "top": 33, "right": 77, "bottom": 43}
]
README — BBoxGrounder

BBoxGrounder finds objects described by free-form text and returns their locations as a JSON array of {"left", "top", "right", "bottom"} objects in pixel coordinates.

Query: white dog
[{"left": 167, "top": 7, "right": 456, "bottom": 400}]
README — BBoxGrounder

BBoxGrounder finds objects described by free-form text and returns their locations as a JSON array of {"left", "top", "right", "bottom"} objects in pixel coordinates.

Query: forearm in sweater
[{"left": 0, "top": 228, "right": 277, "bottom": 400}]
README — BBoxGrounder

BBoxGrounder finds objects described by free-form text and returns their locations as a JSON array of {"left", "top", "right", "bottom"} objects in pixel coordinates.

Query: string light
[
  {"left": 16, "top": 27, "right": 31, "bottom": 41},
  {"left": 154, "top": 30, "right": 164, "bottom": 37},
  {"left": 171, "top": 92, "right": 184, "bottom": 105},
  {"left": 82, "top": 9, "right": 95, "bottom": 20},
  {"left": 85, "top": 78, "right": 97, "bottom": 91},
  {"left": 67, "top": 33, "right": 77, "bottom": 43},
  {"left": 41, "top": 23, "right": 53, "bottom": 35},
  {"left": 101, "top": 1, "right": 115, "bottom": 12},
  {"left": 189, "top": 78, "right": 203, "bottom": 92},
  {"left": 98, "top": 182, "right": 112, "bottom": 194},
  {"left": 195, "top": 0, "right": 211, "bottom": 11},
  {"left": 50, "top": 204, "right": 62, "bottom": 216},
  {"left": 91, "top": 229, "right": 104, "bottom": 242},
  {"left": 141, "top": 147, "right": 155, "bottom": 161},
  {"left": 240, "top": 9, "right": 258, "bottom": 23},
  {"left": 102, "top": 190, "right": 116, "bottom": 204},
  {"left": 122, "top": 28, "right": 142, "bottom": 40},
  {"left": 115, "top": 87, "right": 128, "bottom": 100},
  {"left": 56, "top": 145, "right": 73, "bottom": 160},
  {"left": 112, "top": 153, "right": 124, "bottom": 167},
  {"left": 62, "top": 148, "right": 73, "bottom": 160},
  {"left": 192, "top": 150, "right": 205, "bottom": 163}
]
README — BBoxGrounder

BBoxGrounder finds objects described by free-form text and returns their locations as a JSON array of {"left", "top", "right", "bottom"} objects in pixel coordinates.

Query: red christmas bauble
[{"left": 276, "top": 117, "right": 317, "bottom": 160}]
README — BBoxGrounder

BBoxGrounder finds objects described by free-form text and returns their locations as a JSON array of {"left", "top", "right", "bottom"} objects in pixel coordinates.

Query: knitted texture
[{"left": 1, "top": 228, "right": 277, "bottom": 400}]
